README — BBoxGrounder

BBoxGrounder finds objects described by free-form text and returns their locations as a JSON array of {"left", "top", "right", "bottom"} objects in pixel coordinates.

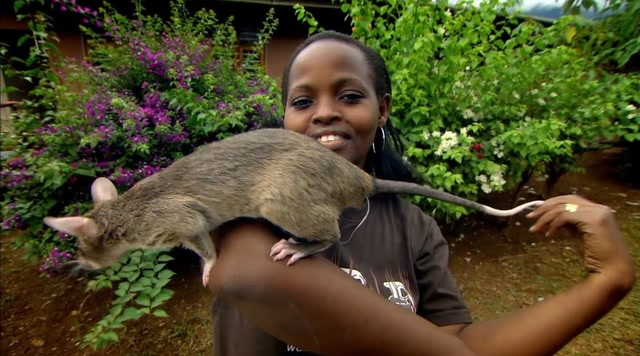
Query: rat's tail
[{"left": 372, "top": 179, "right": 543, "bottom": 217}]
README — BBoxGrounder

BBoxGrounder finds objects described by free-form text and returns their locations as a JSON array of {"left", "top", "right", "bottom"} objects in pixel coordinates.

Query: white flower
[
  {"left": 432, "top": 131, "right": 442, "bottom": 138},
  {"left": 462, "top": 109, "right": 476, "bottom": 120},
  {"left": 481, "top": 183, "right": 492, "bottom": 194},
  {"left": 537, "top": 98, "right": 546, "bottom": 106},
  {"left": 625, "top": 104, "right": 636, "bottom": 111},
  {"left": 422, "top": 131, "right": 431, "bottom": 141},
  {"left": 434, "top": 131, "right": 459, "bottom": 156},
  {"left": 476, "top": 174, "right": 487, "bottom": 183},
  {"left": 442, "top": 131, "right": 457, "bottom": 140},
  {"left": 550, "top": 92, "right": 558, "bottom": 98},
  {"left": 531, "top": 89, "right": 539, "bottom": 95},
  {"left": 460, "top": 127, "right": 468, "bottom": 136},
  {"left": 490, "top": 173, "right": 506, "bottom": 186}
]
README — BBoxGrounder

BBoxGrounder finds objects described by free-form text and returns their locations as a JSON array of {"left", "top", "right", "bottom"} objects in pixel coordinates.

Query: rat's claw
[
  {"left": 286, "top": 252, "right": 306, "bottom": 266},
  {"left": 270, "top": 239, "right": 301, "bottom": 263},
  {"left": 270, "top": 239, "right": 290, "bottom": 255}
]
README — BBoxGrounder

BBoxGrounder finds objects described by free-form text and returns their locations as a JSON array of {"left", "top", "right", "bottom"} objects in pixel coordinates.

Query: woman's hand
[{"left": 526, "top": 195, "right": 635, "bottom": 289}]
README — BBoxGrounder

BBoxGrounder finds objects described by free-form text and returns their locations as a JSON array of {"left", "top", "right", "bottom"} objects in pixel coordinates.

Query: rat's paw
[
  {"left": 202, "top": 270, "right": 210, "bottom": 288},
  {"left": 201, "top": 259, "right": 215, "bottom": 288},
  {"left": 270, "top": 239, "right": 304, "bottom": 265}
]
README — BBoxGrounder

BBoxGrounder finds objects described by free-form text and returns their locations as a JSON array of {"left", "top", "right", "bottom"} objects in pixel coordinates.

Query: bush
[
  {"left": 296, "top": 0, "right": 640, "bottom": 222},
  {"left": 1, "top": 0, "right": 281, "bottom": 349}
]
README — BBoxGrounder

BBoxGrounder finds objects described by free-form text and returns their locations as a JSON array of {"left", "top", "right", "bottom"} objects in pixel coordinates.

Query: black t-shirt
[{"left": 212, "top": 194, "right": 472, "bottom": 355}]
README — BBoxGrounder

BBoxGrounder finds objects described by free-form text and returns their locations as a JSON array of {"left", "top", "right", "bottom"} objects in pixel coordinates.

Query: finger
[
  {"left": 529, "top": 204, "right": 566, "bottom": 234},
  {"left": 545, "top": 209, "right": 576, "bottom": 237},
  {"left": 526, "top": 195, "right": 595, "bottom": 219}
]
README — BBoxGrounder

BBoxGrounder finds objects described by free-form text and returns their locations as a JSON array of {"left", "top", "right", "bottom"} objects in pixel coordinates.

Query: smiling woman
[{"left": 208, "top": 30, "right": 636, "bottom": 356}]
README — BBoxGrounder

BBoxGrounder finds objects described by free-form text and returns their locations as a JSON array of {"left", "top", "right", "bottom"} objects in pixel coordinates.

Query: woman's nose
[{"left": 311, "top": 100, "right": 342, "bottom": 124}]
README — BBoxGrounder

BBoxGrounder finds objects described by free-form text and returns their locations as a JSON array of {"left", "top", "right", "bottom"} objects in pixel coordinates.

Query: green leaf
[
  {"left": 153, "top": 263, "right": 166, "bottom": 272},
  {"left": 14, "top": 0, "right": 25, "bottom": 13},
  {"left": 152, "top": 309, "right": 169, "bottom": 318},
  {"left": 157, "top": 269, "right": 175, "bottom": 280},
  {"left": 74, "top": 168, "right": 96, "bottom": 177},
  {"left": 118, "top": 307, "right": 143, "bottom": 322},
  {"left": 135, "top": 294, "right": 151, "bottom": 307},
  {"left": 157, "top": 254, "right": 174, "bottom": 262},
  {"left": 17, "top": 34, "right": 31, "bottom": 47}
]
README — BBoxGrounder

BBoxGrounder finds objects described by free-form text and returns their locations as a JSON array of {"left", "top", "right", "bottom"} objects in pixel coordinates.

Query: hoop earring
[{"left": 372, "top": 126, "right": 386, "bottom": 154}]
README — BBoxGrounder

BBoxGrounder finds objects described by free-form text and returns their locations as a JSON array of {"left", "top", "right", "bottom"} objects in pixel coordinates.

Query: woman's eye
[
  {"left": 341, "top": 93, "right": 363, "bottom": 103},
  {"left": 291, "top": 98, "right": 312, "bottom": 108}
]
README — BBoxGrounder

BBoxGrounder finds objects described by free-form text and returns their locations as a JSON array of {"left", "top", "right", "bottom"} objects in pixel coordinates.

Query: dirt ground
[{"left": 1, "top": 149, "right": 639, "bottom": 356}]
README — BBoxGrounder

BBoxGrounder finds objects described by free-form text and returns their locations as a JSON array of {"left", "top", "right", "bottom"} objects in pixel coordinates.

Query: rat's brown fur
[
  {"left": 45, "top": 129, "right": 375, "bottom": 285},
  {"left": 44, "top": 128, "right": 542, "bottom": 286}
]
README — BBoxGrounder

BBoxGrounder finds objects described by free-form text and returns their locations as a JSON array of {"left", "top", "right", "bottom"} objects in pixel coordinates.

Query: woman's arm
[
  {"left": 453, "top": 195, "right": 636, "bottom": 355},
  {"left": 208, "top": 195, "right": 635, "bottom": 356},
  {"left": 208, "top": 221, "right": 476, "bottom": 356}
]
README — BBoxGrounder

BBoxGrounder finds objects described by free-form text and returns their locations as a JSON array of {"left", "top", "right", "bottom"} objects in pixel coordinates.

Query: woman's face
[{"left": 283, "top": 40, "right": 390, "bottom": 169}]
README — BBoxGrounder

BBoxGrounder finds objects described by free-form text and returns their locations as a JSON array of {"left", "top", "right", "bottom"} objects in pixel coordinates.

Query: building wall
[
  {"left": 265, "top": 37, "right": 305, "bottom": 81},
  {"left": 1, "top": 11, "right": 304, "bottom": 81}
]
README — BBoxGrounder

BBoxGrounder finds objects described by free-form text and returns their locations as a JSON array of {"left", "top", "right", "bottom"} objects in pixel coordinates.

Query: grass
[{"left": 450, "top": 220, "right": 640, "bottom": 355}]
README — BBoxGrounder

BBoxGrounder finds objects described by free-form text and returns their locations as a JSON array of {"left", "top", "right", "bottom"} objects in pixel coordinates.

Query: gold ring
[{"left": 565, "top": 203, "right": 578, "bottom": 212}]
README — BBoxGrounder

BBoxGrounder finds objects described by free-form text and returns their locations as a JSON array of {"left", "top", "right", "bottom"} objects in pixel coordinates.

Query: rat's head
[
  {"left": 281, "top": 31, "right": 417, "bottom": 183},
  {"left": 43, "top": 177, "right": 127, "bottom": 272}
]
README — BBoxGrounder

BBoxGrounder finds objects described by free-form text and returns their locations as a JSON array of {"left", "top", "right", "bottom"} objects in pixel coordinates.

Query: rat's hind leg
[
  {"left": 181, "top": 232, "right": 217, "bottom": 287},
  {"left": 269, "top": 238, "right": 333, "bottom": 265},
  {"left": 259, "top": 202, "right": 341, "bottom": 266}
]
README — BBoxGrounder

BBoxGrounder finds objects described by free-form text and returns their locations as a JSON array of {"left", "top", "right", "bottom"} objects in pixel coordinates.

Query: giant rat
[{"left": 43, "top": 128, "right": 543, "bottom": 287}]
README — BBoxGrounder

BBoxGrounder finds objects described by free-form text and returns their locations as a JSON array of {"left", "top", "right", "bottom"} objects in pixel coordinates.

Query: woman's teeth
[{"left": 319, "top": 135, "right": 343, "bottom": 142}]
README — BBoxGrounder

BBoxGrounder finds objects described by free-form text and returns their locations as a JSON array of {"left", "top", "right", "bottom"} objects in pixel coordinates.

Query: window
[{"left": 235, "top": 44, "right": 265, "bottom": 72}]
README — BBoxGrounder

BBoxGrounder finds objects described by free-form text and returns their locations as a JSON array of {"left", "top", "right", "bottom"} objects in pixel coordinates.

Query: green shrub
[
  {"left": 296, "top": 0, "right": 640, "bottom": 222},
  {"left": 1, "top": 0, "right": 281, "bottom": 349}
]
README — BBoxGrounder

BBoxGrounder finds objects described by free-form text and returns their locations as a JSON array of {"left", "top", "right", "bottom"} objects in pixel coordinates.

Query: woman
[{"left": 206, "top": 31, "right": 635, "bottom": 355}]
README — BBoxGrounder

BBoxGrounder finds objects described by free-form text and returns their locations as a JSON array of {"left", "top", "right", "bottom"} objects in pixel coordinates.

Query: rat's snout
[
  {"left": 74, "top": 249, "right": 110, "bottom": 271},
  {"left": 77, "top": 259, "right": 103, "bottom": 270}
]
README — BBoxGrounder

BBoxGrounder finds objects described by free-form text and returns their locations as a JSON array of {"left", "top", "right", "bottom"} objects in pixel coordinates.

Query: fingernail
[
  {"left": 529, "top": 225, "right": 536, "bottom": 232},
  {"left": 526, "top": 212, "right": 534, "bottom": 218}
]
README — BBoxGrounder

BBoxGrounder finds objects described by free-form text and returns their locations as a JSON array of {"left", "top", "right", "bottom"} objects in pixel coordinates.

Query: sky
[{"left": 448, "top": 0, "right": 610, "bottom": 19}]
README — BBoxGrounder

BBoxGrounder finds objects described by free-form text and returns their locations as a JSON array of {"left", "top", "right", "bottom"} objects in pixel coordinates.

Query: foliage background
[
  {"left": 1, "top": 0, "right": 638, "bottom": 349},
  {"left": 1, "top": 0, "right": 281, "bottom": 348}
]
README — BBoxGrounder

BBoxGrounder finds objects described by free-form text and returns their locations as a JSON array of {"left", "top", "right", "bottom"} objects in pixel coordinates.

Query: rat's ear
[
  {"left": 91, "top": 177, "right": 118, "bottom": 203},
  {"left": 43, "top": 216, "right": 99, "bottom": 238}
]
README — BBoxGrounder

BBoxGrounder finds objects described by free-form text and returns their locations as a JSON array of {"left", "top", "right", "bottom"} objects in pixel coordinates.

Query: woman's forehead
[{"left": 288, "top": 40, "right": 372, "bottom": 88}]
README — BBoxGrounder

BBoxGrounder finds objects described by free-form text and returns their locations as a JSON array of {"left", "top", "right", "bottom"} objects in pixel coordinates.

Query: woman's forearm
[
  {"left": 456, "top": 267, "right": 635, "bottom": 356},
  {"left": 208, "top": 221, "right": 476, "bottom": 356}
]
